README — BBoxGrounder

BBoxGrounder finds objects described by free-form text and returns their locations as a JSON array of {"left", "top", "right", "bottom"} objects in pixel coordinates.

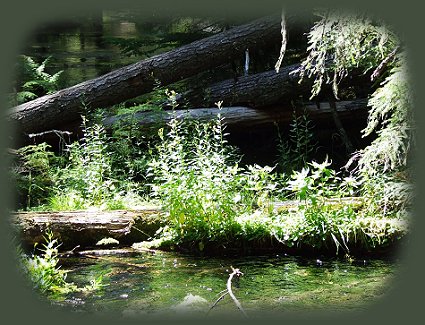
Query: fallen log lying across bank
[{"left": 9, "top": 208, "right": 165, "bottom": 250}]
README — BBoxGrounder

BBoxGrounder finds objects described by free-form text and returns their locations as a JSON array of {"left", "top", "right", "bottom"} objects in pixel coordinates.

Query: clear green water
[{"left": 54, "top": 250, "right": 399, "bottom": 319}]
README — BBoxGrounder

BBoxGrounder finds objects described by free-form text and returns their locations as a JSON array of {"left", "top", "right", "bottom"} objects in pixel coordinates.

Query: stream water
[{"left": 53, "top": 250, "right": 400, "bottom": 319}]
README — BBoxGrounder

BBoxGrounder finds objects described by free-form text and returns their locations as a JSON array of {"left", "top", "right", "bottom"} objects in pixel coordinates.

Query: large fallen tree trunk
[
  {"left": 103, "top": 99, "right": 368, "bottom": 130},
  {"left": 180, "top": 64, "right": 309, "bottom": 108},
  {"left": 7, "top": 16, "right": 281, "bottom": 135},
  {"left": 179, "top": 64, "right": 373, "bottom": 109},
  {"left": 10, "top": 208, "right": 165, "bottom": 250}
]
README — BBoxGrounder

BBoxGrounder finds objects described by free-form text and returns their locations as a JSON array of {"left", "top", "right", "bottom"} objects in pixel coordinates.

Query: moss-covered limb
[
  {"left": 272, "top": 196, "right": 364, "bottom": 213},
  {"left": 10, "top": 208, "right": 165, "bottom": 250}
]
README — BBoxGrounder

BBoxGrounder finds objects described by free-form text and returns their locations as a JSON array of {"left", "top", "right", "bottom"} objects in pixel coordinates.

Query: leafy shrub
[
  {"left": 12, "top": 114, "right": 149, "bottom": 211},
  {"left": 12, "top": 143, "right": 59, "bottom": 209},
  {"left": 149, "top": 106, "right": 242, "bottom": 245},
  {"left": 57, "top": 117, "right": 114, "bottom": 206},
  {"left": 285, "top": 157, "right": 360, "bottom": 203}
]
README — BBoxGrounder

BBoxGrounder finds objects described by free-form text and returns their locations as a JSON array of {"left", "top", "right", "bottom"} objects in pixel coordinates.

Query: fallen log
[
  {"left": 7, "top": 16, "right": 281, "bottom": 135},
  {"left": 10, "top": 208, "right": 165, "bottom": 250},
  {"left": 103, "top": 99, "right": 368, "bottom": 130},
  {"left": 181, "top": 63, "right": 308, "bottom": 108}
]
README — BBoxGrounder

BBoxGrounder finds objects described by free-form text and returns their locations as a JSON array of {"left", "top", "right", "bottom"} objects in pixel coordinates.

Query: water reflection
[{"left": 24, "top": 10, "right": 141, "bottom": 88}]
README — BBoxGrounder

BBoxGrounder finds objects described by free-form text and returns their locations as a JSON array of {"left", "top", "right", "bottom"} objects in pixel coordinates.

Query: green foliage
[
  {"left": 12, "top": 115, "right": 150, "bottom": 211},
  {"left": 276, "top": 108, "right": 316, "bottom": 172},
  {"left": 51, "top": 117, "right": 148, "bottom": 210},
  {"left": 108, "top": 115, "right": 157, "bottom": 191},
  {"left": 148, "top": 102, "right": 282, "bottom": 247},
  {"left": 359, "top": 56, "right": 412, "bottom": 175},
  {"left": 149, "top": 105, "right": 243, "bottom": 245},
  {"left": 19, "top": 231, "right": 69, "bottom": 294},
  {"left": 238, "top": 158, "right": 405, "bottom": 254},
  {"left": 269, "top": 201, "right": 407, "bottom": 254},
  {"left": 12, "top": 143, "right": 58, "bottom": 209},
  {"left": 298, "top": 10, "right": 398, "bottom": 99},
  {"left": 298, "top": 10, "right": 412, "bottom": 215},
  {"left": 145, "top": 106, "right": 398, "bottom": 254},
  {"left": 13, "top": 55, "right": 62, "bottom": 104},
  {"left": 360, "top": 172, "right": 413, "bottom": 215},
  {"left": 19, "top": 231, "right": 103, "bottom": 296},
  {"left": 66, "top": 117, "right": 113, "bottom": 204},
  {"left": 285, "top": 157, "right": 360, "bottom": 202}
]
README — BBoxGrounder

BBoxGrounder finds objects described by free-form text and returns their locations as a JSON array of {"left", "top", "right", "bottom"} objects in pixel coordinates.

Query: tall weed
[{"left": 148, "top": 103, "right": 280, "bottom": 247}]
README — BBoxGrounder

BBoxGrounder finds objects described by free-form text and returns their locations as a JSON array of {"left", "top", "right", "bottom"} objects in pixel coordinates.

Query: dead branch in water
[{"left": 207, "top": 266, "right": 248, "bottom": 318}]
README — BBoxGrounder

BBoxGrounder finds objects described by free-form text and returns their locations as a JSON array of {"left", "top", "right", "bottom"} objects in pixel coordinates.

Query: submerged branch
[
  {"left": 206, "top": 290, "right": 228, "bottom": 316},
  {"left": 206, "top": 266, "right": 248, "bottom": 318},
  {"left": 227, "top": 267, "right": 248, "bottom": 318}
]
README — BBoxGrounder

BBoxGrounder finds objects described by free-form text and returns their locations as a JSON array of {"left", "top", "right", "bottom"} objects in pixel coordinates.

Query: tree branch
[
  {"left": 227, "top": 266, "right": 248, "bottom": 318},
  {"left": 275, "top": 8, "right": 287, "bottom": 73},
  {"left": 371, "top": 46, "right": 399, "bottom": 81},
  {"left": 206, "top": 266, "right": 248, "bottom": 318}
]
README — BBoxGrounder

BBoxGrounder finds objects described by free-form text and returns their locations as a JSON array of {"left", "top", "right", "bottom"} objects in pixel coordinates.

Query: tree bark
[
  {"left": 180, "top": 64, "right": 309, "bottom": 108},
  {"left": 7, "top": 16, "right": 281, "bottom": 135},
  {"left": 10, "top": 208, "right": 164, "bottom": 250},
  {"left": 328, "top": 97, "right": 355, "bottom": 154},
  {"left": 103, "top": 99, "right": 368, "bottom": 130}
]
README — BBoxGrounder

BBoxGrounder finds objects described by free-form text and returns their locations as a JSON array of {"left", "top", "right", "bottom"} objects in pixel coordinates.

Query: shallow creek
[{"left": 52, "top": 249, "right": 400, "bottom": 319}]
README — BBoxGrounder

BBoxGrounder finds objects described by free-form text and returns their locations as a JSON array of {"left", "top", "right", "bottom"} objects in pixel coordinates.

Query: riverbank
[{"left": 10, "top": 198, "right": 408, "bottom": 257}]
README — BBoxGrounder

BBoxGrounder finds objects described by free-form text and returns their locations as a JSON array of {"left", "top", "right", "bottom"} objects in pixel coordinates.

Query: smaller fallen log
[
  {"left": 10, "top": 208, "right": 164, "bottom": 250},
  {"left": 103, "top": 99, "right": 369, "bottom": 130}
]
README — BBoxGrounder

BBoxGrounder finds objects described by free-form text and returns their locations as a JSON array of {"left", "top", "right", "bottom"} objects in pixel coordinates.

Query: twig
[
  {"left": 6, "top": 148, "right": 19, "bottom": 155},
  {"left": 27, "top": 129, "right": 72, "bottom": 138},
  {"left": 206, "top": 291, "right": 228, "bottom": 316},
  {"left": 371, "top": 46, "right": 399, "bottom": 81}
]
